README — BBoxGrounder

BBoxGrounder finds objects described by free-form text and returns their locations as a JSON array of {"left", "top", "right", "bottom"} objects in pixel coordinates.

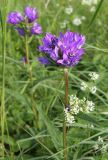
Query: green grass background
[{"left": 0, "top": 0, "right": 108, "bottom": 159}]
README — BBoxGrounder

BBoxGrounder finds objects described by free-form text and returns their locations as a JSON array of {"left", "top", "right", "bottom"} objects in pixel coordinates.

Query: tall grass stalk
[
  {"left": 63, "top": 68, "right": 68, "bottom": 160},
  {"left": 88, "top": 0, "right": 104, "bottom": 28},
  {"left": 0, "top": 0, "right": 8, "bottom": 157}
]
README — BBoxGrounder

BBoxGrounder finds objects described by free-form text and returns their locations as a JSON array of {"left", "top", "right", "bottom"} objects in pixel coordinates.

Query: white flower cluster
[
  {"left": 65, "top": 6, "right": 73, "bottom": 15},
  {"left": 60, "top": 16, "right": 86, "bottom": 28},
  {"left": 94, "top": 136, "right": 108, "bottom": 153},
  {"left": 80, "top": 82, "right": 97, "bottom": 94},
  {"left": 89, "top": 72, "right": 99, "bottom": 81},
  {"left": 64, "top": 95, "right": 95, "bottom": 126},
  {"left": 80, "top": 72, "right": 99, "bottom": 94},
  {"left": 60, "top": 20, "right": 69, "bottom": 29},
  {"left": 72, "top": 16, "right": 86, "bottom": 26},
  {"left": 90, "top": 6, "right": 96, "bottom": 12},
  {"left": 86, "top": 100, "right": 95, "bottom": 113},
  {"left": 82, "top": 0, "right": 98, "bottom": 12},
  {"left": 72, "top": 17, "right": 82, "bottom": 26},
  {"left": 80, "top": 81, "right": 88, "bottom": 91},
  {"left": 64, "top": 108, "right": 75, "bottom": 126},
  {"left": 90, "top": 86, "right": 97, "bottom": 94},
  {"left": 82, "top": 0, "right": 98, "bottom": 6}
]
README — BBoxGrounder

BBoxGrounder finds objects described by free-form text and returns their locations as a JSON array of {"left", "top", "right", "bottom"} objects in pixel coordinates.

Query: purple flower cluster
[
  {"left": 25, "top": 7, "right": 38, "bottom": 23},
  {"left": 38, "top": 31, "right": 85, "bottom": 66},
  {"left": 7, "top": 6, "right": 42, "bottom": 36},
  {"left": 31, "top": 22, "right": 42, "bottom": 35},
  {"left": 7, "top": 12, "right": 24, "bottom": 25}
]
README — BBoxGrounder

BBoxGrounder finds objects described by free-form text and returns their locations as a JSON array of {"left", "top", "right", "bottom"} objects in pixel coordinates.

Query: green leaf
[
  {"left": 77, "top": 112, "right": 99, "bottom": 126},
  {"left": 37, "top": 105, "right": 63, "bottom": 159}
]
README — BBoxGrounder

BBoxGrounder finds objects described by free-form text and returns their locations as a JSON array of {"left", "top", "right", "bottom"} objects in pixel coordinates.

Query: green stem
[
  {"left": 63, "top": 68, "right": 68, "bottom": 160},
  {"left": 25, "top": 35, "right": 32, "bottom": 80},
  {"left": 1, "top": 0, "right": 7, "bottom": 157},
  {"left": 25, "top": 35, "right": 38, "bottom": 128}
]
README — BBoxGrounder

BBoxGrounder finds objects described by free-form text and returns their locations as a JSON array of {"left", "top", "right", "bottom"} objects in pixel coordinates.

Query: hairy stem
[
  {"left": 63, "top": 68, "right": 68, "bottom": 160},
  {"left": 25, "top": 35, "right": 38, "bottom": 128},
  {"left": 25, "top": 35, "right": 32, "bottom": 80}
]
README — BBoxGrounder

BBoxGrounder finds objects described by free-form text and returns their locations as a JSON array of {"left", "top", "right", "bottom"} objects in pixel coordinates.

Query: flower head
[
  {"left": 90, "top": 6, "right": 96, "bottom": 12},
  {"left": 86, "top": 100, "right": 95, "bottom": 112},
  {"left": 72, "top": 17, "right": 82, "bottom": 26},
  {"left": 81, "top": 16, "right": 86, "bottom": 20},
  {"left": 90, "top": 86, "right": 97, "bottom": 94},
  {"left": 39, "top": 33, "right": 59, "bottom": 63},
  {"left": 65, "top": 6, "right": 73, "bottom": 15},
  {"left": 82, "top": 0, "right": 98, "bottom": 6},
  {"left": 31, "top": 22, "right": 42, "bottom": 35},
  {"left": 64, "top": 108, "right": 75, "bottom": 126},
  {"left": 38, "top": 31, "right": 85, "bottom": 66},
  {"left": 89, "top": 72, "right": 99, "bottom": 80},
  {"left": 25, "top": 6, "right": 38, "bottom": 23},
  {"left": 60, "top": 20, "right": 69, "bottom": 29},
  {"left": 69, "top": 94, "right": 95, "bottom": 114},
  {"left": 80, "top": 81, "right": 88, "bottom": 91},
  {"left": 7, "top": 12, "right": 24, "bottom": 25},
  {"left": 57, "top": 31, "right": 85, "bottom": 66}
]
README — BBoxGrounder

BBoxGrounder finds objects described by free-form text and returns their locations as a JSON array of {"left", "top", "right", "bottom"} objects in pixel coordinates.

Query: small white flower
[
  {"left": 71, "top": 105, "right": 80, "bottom": 115},
  {"left": 81, "top": 16, "right": 86, "bottom": 20},
  {"left": 60, "top": 20, "right": 69, "bottom": 29},
  {"left": 82, "top": 0, "right": 92, "bottom": 6},
  {"left": 89, "top": 72, "right": 99, "bottom": 80},
  {"left": 94, "top": 144, "right": 99, "bottom": 150},
  {"left": 60, "top": 22, "right": 66, "bottom": 29},
  {"left": 80, "top": 81, "right": 88, "bottom": 91},
  {"left": 72, "top": 17, "right": 82, "bottom": 26},
  {"left": 82, "top": 0, "right": 98, "bottom": 6},
  {"left": 80, "top": 107, "right": 83, "bottom": 112},
  {"left": 90, "top": 86, "right": 97, "bottom": 94},
  {"left": 86, "top": 100, "right": 95, "bottom": 112},
  {"left": 65, "top": 6, "right": 73, "bottom": 15},
  {"left": 98, "top": 136, "right": 103, "bottom": 143},
  {"left": 70, "top": 95, "right": 77, "bottom": 103},
  {"left": 66, "top": 114, "right": 75, "bottom": 125},
  {"left": 90, "top": 6, "right": 96, "bottom": 12},
  {"left": 64, "top": 107, "right": 75, "bottom": 125}
]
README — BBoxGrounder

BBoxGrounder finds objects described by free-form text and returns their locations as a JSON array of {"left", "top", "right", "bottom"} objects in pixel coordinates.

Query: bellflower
[
  {"left": 16, "top": 27, "right": 25, "bottom": 36},
  {"left": 25, "top": 6, "right": 38, "bottom": 23},
  {"left": 38, "top": 31, "right": 85, "bottom": 66},
  {"left": 7, "top": 6, "right": 42, "bottom": 37},
  {"left": 31, "top": 22, "right": 42, "bottom": 35},
  {"left": 7, "top": 12, "right": 24, "bottom": 25},
  {"left": 39, "top": 33, "right": 59, "bottom": 62}
]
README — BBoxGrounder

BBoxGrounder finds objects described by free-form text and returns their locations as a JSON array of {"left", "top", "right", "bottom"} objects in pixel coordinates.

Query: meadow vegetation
[{"left": 0, "top": 0, "right": 108, "bottom": 159}]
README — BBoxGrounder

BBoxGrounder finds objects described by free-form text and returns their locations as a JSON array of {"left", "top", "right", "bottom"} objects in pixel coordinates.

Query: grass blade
[{"left": 88, "top": 0, "right": 104, "bottom": 28}]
